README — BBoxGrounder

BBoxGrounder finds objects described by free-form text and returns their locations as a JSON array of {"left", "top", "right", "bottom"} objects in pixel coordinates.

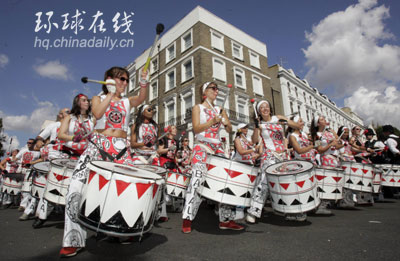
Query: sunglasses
[
  {"left": 355, "top": 128, "right": 361, "bottom": 131},
  {"left": 27, "top": 142, "right": 33, "bottom": 144},
  {"left": 207, "top": 86, "right": 219, "bottom": 91},
  {"left": 146, "top": 108, "right": 155, "bottom": 112},
  {"left": 183, "top": 139, "right": 189, "bottom": 142},
  {"left": 119, "top": 77, "right": 129, "bottom": 83}
]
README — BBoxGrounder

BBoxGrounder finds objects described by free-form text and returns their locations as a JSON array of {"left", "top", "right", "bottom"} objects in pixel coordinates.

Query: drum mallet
[
  {"left": 143, "top": 23, "right": 165, "bottom": 73},
  {"left": 81, "top": 77, "right": 115, "bottom": 86}
]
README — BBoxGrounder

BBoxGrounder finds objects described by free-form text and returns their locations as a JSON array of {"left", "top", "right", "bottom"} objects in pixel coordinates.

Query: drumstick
[
  {"left": 143, "top": 23, "right": 165, "bottom": 73},
  {"left": 219, "top": 84, "right": 232, "bottom": 114},
  {"left": 81, "top": 77, "right": 115, "bottom": 86}
]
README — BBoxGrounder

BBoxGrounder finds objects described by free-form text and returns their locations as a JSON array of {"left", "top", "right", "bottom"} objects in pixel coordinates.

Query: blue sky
[{"left": 1, "top": 0, "right": 399, "bottom": 150}]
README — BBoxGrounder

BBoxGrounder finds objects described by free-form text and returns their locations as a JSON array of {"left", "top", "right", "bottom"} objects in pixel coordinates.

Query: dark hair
[
  {"left": 177, "top": 136, "right": 192, "bottom": 152},
  {"left": 337, "top": 126, "right": 349, "bottom": 141},
  {"left": 310, "top": 117, "right": 319, "bottom": 142},
  {"left": 134, "top": 105, "right": 158, "bottom": 137},
  {"left": 102, "top": 66, "right": 130, "bottom": 94},
  {"left": 285, "top": 116, "right": 296, "bottom": 137},
  {"left": 70, "top": 94, "right": 91, "bottom": 118}
]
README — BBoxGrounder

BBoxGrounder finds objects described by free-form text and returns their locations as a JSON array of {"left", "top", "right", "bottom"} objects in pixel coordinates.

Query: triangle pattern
[
  {"left": 269, "top": 182, "right": 275, "bottom": 188},
  {"left": 49, "top": 189, "right": 63, "bottom": 196},
  {"left": 317, "top": 187, "right": 325, "bottom": 193},
  {"left": 152, "top": 184, "right": 159, "bottom": 198},
  {"left": 115, "top": 179, "right": 130, "bottom": 196},
  {"left": 382, "top": 178, "right": 386, "bottom": 182},
  {"left": 183, "top": 176, "right": 188, "bottom": 182},
  {"left": 136, "top": 183, "right": 152, "bottom": 199},
  {"left": 202, "top": 180, "right": 210, "bottom": 189},
  {"left": 88, "top": 170, "right": 96, "bottom": 184},
  {"left": 168, "top": 173, "right": 172, "bottom": 178},
  {"left": 361, "top": 169, "right": 369, "bottom": 174},
  {"left": 278, "top": 199, "right": 287, "bottom": 205},
  {"left": 367, "top": 183, "right": 372, "bottom": 187},
  {"left": 309, "top": 176, "right": 314, "bottom": 182},
  {"left": 332, "top": 189, "right": 341, "bottom": 193},
  {"left": 346, "top": 179, "right": 353, "bottom": 184},
  {"left": 98, "top": 175, "right": 109, "bottom": 191},
  {"left": 332, "top": 177, "right": 342, "bottom": 183},
  {"left": 280, "top": 183, "right": 290, "bottom": 190},
  {"left": 357, "top": 180, "right": 364, "bottom": 186},
  {"left": 351, "top": 167, "right": 358, "bottom": 173},
  {"left": 224, "top": 168, "right": 243, "bottom": 179},
  {"left": 316, "top": 175, "right": 326, "bottom": 181},
  {"left": 390, "top": 178, "right": 396, "bottom": 182},
  {"left": 247, "top": 175, "right": 256, "bottom": 183},
  {"left": 291, "top": 199, "right": 301, "bottom": 205},
  {"left": 178, "top": 191, "right": 183, "bottom": 198},
  {"left": 342, "top": 166, "right": 347, "bottom": 170},
  {"left": 207, "top": 164, "right": 216, "bottom": 171},
  {"left": 54, "top": 172, "right": 69, "bottom": 182},
  {"left": 296, "top": 180, "right": 305, "bottom": 188},
  {"left": 241, "top": 191, "right": 252, "bottom": 198},
  {"left": 217, "top": 187, "right": 236, "bottom": 196},
  {"left": 307, "top": 195, "right": 315, "bottom": 203}
]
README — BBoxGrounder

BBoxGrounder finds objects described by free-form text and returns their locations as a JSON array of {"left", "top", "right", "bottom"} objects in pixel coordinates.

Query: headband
[
  {"left": 142, "top": 104, "right": 150, "bottom": 112},
  {"left": 293, "top": 115, "right": 300, "bottom": 123},
  {"left": 256, "top": 100, "right": 270, "bottom": 114},
  {"left": 313, "top": 115, "right": 321, "bottom": 126},
  {"left": 202, "top": 82, "right": 212, "bottom": 94},
  {"left": 77, "top": 94, "right": 86, "bottom": 99}
]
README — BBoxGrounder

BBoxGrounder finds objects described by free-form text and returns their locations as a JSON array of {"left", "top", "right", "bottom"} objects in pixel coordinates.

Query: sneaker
[
  {"left": 32, "top": 218, "right": 46, "bottom": 229},
  {"left": 182, "top": 219, "right": 192, "bottom": 234},
  {"left": 245, "top": 214, "right": 256, "bottom": 224},
  {"left": 59, "top": 247, "right": 81, "bottom": 258},
  {"left": 219, "top": 221, "right": 245, "bottom": 231},
  {"left": 19, "top": 213, "right": 30, "bottom": 221},
  {"left": 119, "top": 237, "right": 135, "bottom": 245},
  {"left": 285, "top": 213, "right": 307, "bottom": 222},
  {"left": 18, "top": 206, "right": 25, "bottom": 212},
  {"left": 158, "top": 217, "right": 168, "bottom": 222}
]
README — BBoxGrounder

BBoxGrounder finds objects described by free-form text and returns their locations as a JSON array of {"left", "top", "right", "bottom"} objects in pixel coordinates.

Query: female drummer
[
  {"left": 176, "top": 136, "right": 192, "bottom": 175},
  {"left": 310, "top": 116, "right": 344, "bottom": 214},
  {"left": 232, "top": 123, "right": 261, "bottom": 165},
  {"left": 158, "top": 125, "right": 178, "bottom": 170},
  {"left": 0, "top": 149, "right": 19, "bottom": 208},
  {"left": 246, "top": 100, "right": 300, "bottom": 224},
  {"left": 130, "top": 104, "right": 158, "bottom": 165},
  {"left": 60, "top": 67, "right": 147, "bottom": 258},
  {"left": 182, "top": 81, "right": 244, "bottom": 233},
  {"left": 32, "top": 94, "right": 95, "bottom": 229}
]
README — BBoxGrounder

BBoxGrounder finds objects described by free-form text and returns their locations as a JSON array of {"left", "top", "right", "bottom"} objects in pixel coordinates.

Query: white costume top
[
  {"left": 290, "top": 131, "right": 314, "bottom": 160},
  {"left": 317, "top": 130, "right": 338, "bottom": 156},
  {"left": 260, "top": 116, "right": 284, "bottom": 152},
  {"left": 38, "top": 121, "right": 61, "bottom": 142},
  {"left": 195, "top": 104, "right": 222, "bottom": 145},
  {"left": 64, "top": 115, "right": 95, "bottom": 150},
  {"left": 95, "top": 95, "right": 130, "bottom": 133}
]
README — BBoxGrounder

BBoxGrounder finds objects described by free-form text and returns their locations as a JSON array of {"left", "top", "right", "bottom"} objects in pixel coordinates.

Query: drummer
[
  {"left": 246, "top": 100, "right": 300, "bottom": 224},
  {"left": 0, "top": 149, "right": 20, "bottom": 208},
  {"left": 60, "top": 67, "right": 148, "bottom": 257},
  {"left": 33, "top": 94, "right": 95, "bottom": 229},
  {"left": 349, "top": 126, "right": 368, "bottom": 163},
  {"left": 232, "top": 123, "right": 261, "bottom": 165},
  {"left": 381, "top": 125, "right": 400, "bottom": 198},
  {"left": 182, "top": 81, "right": 244, "bottom": 233},
  {"left": 176, "top": 135, "right": 192, "bottom": 175},
  {"left": 310, "top": 116, "right": 344, "bottom": 214},
  {"left": 286, "top": 115, "right": 317, "bottom": 221}
]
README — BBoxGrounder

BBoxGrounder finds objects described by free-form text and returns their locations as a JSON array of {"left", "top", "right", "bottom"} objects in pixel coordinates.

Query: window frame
[{"left": 181, "top": 29, "right": 193, "bottom": 53}]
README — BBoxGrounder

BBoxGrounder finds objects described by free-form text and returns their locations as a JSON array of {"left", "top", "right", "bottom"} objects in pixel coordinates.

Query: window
[
  {"left": 215, "top": 89, "right": 229, "bottom": 110},
  {"left": 290, "top": 101, "right": 294, "bottom": 114},
  {"left": 297, "top": 105, "right": 301, "bottom": 118},
  {"left": 234, "top": 67, "right": 246, "bottom": 90},
  {"left": 164, "top": 97, "right": 177, "bottom": 125},
  {"left": 212, "top": 58, "right": 226, "bottom": 82},
  {"left": 211, "top": 30, "right": 224, "bottom": 52},
  {"left": 150, "top": 80, "right": 158, "bottom": 101},
  {"left": 150, "top": 57, "right": 158, "bottom": 75},
  {"left": 231, "top": 42, "right": 243, "bottom": 60},
  {"left": 306, "top": 109, "right": 310, "bottom": 122},
  {"left": 181, "top": 57, "right": 194, "bottom": 83},
  {"left": 309, "top": 96, "right": 312, "bottom": 106},
  {"left": 252, "top": 75, "right": 263, "bottom": 95},
  {"left": 166, "top": 42, "right": 176, "bottom": 64},
  {"left": 180, "top": 88, "right": 194, "bottom": 123},
  {"left": 295, "top": 87, "right": 298, "bottom": 98},
  {"left": 249, "top": 50, "right": 260, "bottom": 68},
  {"left": 128, "top": 74, "right": 136, "bottom": 93},
  {"left": 287, "top": 82, "right": 291, "bottom": 94},
  {"left": 236, "top": 95, "right": 249, "bottom": 122},
  {"left": 165, "top": 69, "right": 176, "bottom": 92},
  {"left": 181, "top": 30, "right": 193, "bottom": 53},
  {"left": 303, "top": 92, "right": 306, "bottom": 103}
]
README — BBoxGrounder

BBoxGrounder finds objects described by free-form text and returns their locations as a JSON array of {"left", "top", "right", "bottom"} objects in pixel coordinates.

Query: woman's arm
[
  {"left": 58, "top": 115, "right": 73, "bottom": 142},
  {"left": 234, "top": 137, "right": 254, "bottom": 156},
  {"left": 192, "top": 105, "right": 221, "bottom": 134},
  {"left": 289, "top": 135, "right": 313, "bottom": 154},
  {"left": 91, "top": 94, "right": 113, "bottom": 120}
]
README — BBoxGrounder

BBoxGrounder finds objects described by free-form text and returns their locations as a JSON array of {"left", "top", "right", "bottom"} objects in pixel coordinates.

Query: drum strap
[
  {"left": 194, "top": 142, "right": 214, "bottom": 155},
  {"left": 89, "top": 139, "right": 127, "bottom": 162}
]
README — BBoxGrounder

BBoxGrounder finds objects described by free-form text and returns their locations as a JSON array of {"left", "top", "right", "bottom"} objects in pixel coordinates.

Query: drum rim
[
  {"left": 134, "top": 164, "right": 168, "bottom": 174},
  {"left": 166, "top": 170, "right": 191, "bottom": 178},
  {"left": 32, "top": 161, "right": 51, "bottom": 172},
  {"left": 341, "top": 161, "right": 374, "bottom": 167},
  {"left": 50, "top": 158, "right": 77, "bottom": 168},
  {"left": 315, "top": 166, "right": 344, "bottom": 171},
  {"left": 89, "top": 160, "right": 164, "bottom": 181},
  {"left": 208, "top": 154, "right": 255, "bottom": 167},
  {"left": 266, "top": 160, "right": 314, "bottom": 176}
]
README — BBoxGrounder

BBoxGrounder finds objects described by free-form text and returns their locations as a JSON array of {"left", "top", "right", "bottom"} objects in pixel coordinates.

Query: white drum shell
[
  {"left": 377, "top": 164, "right": 400, "bottom": 187},
  {"left": 31, "top": 162, "right": 50, "bottom": 199},
  {"left": 198, "top": 155, "right": 258, "bottom": 207},
  {"left": 342, "top": 162, "right": 374, "bottom": 192},
  {"left": 166, "top": 171, "right": 190, "bottom": 198},
  {"left": 315, "top": 167, "right": 345, "bottom": 200},
  {"left": 266, "top": 161, "right": 320, "bottom": 214},
  {"left": 43, "top": 159, "right": 77, "bottom": 205},
  {"left": 2, "top": 174, "right": 23, "bottom": 195},
  {"left": 78, "top": 161, "right": 164, "bottom": 237},
  {"left": 21, "top": 167, "right": 32, "bottom": 193}
]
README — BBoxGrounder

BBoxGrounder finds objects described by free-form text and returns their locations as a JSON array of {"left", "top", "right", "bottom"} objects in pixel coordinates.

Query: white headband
[
  {"left": 313, "top": 115, "right": 321, "bottom": 126},
  {"left": 256, "top": 100, "right": 270, "bottom": 114},
  {"left": 202, "top": 82, "right": 212, "bottom": 94},
  {"left": 142, "top": 104, "right": 150, "bottom": 112},
  {"left": 293, "top": 115, "right": 300, "bottom": 123}
]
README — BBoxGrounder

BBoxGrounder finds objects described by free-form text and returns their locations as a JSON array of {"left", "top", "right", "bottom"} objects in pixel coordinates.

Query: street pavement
[{"left": 0, "top": 199, "right": 399, "bottom": 260}]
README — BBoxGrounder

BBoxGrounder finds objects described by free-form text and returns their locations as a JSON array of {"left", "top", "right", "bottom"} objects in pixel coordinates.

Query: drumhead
[
  {"left": 266, "top": 160, "right": 313, "bottom": 175},
  {"left": 316, "top": 166, "right": 343, "bottom": 172},
  {"left": 89, "top": 161, "right": 163, "bottom": 180},
  {"left": 4, "top": 173, "right": 24, "bottom": 182},
  {"left": 33, "top": 162, "right": 51, "bottom": 173},
  {"left": 134, "top": 164, "right": 167, "bottom": 175},
  {"left": 50, "top": 158, "right": 78, "bottom": 169}
]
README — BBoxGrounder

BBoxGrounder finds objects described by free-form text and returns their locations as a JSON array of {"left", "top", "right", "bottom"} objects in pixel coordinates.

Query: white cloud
[
  {"left": 303, "top": 0, "right": 400, "bottom": 127},
  {"left": 1, "top": 133, "right": 20, "bottom": 152},
  {"left": 0, "top": 54, "right": 9, "bottom": 68},
  {"left": 303, "top": 0, "right": 400, "bottom": 96},
  {"left": 0, "top": 100, "right": 58, "bottom": 135},
  {"left": 33, "top": 60, "right": 71, "bottom": 80},
  {"left": 344, "top": 86, "right": 400, "bottom": 128}
]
